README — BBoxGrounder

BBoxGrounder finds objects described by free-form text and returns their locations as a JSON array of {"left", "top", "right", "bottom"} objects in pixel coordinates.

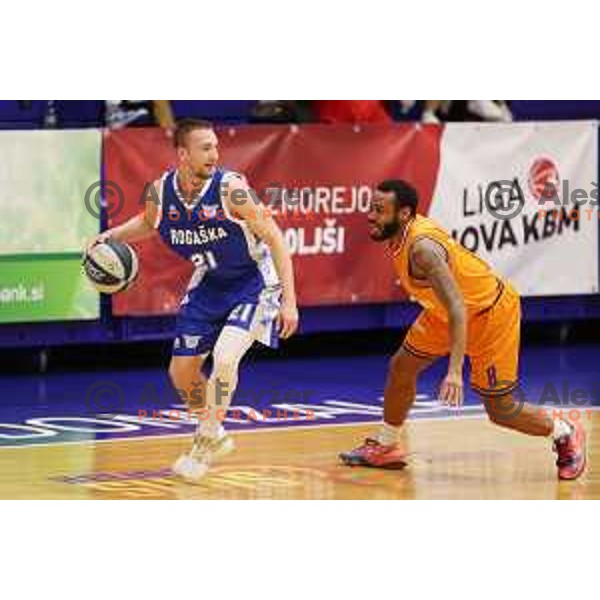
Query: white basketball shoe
[{"left": 172, "top": 426, "right": 235, "bottom": 483}]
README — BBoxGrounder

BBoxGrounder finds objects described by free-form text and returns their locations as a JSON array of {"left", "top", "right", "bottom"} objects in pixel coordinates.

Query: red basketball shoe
[
  {"left": 339, "top": 438, "right": 407, "bottom": 469},
  {"left": 554, "top": 420, "right": 587, "bottom": 481}
]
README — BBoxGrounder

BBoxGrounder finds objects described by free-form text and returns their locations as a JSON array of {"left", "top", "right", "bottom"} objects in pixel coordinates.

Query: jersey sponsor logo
[
  {"left": 182, "top": 334, "right": 200, "bottom": 349},
  {"left": 169, "top": 226, "right": 228, "bottom": 246},
  {"left": 200, "top": 204, "right": 219, "bottom": 218},
  {"left": 174, "top": 335, "right": 202, "bottom": 350}
]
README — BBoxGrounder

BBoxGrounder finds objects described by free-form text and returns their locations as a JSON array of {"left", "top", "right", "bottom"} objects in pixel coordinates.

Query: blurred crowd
[{"left": 104, "top": 100, "right": 513, "bottom": 130}]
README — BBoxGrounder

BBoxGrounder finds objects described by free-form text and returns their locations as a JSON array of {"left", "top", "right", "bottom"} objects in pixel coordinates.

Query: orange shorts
[{"left": 402, "top": 282, "right": 520, "bottom": 397}]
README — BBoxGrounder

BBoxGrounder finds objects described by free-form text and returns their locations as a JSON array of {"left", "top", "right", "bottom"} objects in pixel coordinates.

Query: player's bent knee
[
  {"left": 389, "top": 351, "right": 407, "bottom": 373},
  {"left": 484, "top": 394, "right": 519, "bottom": 428},
  {"left": 387, "top": 367, "right": 418, "bottom": 393},
  {"left": 388, "top": 349, "right": 424, "bottom": 381}
]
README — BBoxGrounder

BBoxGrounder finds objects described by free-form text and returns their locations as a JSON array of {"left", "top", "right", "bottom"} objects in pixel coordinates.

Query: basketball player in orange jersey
[{"left": 339, "top": 180, "right": 587, "bottom": 480}]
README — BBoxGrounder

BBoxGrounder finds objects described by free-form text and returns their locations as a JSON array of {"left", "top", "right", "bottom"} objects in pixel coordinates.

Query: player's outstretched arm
[
  {"left": 86, "top": 180, "right": 160, "bottom": 250},
  {"left": 223, "top": 177, "right": 298, "bottom": 339},
  {"left": 410, "top": 237, "right": 466, "bottom": 406}
]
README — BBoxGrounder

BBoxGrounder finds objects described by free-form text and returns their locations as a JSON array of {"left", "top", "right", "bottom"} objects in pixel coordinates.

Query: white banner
[{"left": 429, "top": 121, "right": 599, "bottom": 296}]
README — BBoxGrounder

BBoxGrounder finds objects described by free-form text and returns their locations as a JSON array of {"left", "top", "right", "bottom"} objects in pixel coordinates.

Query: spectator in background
[
  {"left": 251, "top": 101, "right": 397, "bottom": 124},
  {"left": 466, "top": 100, "right": 512, "bottom": 122},
  {"left": 419, "top": 100, "right": 513, "bottom": 123},
  {"left": 313, "top": 100, "right": 393, "bottom": 124},
  {"left": 105, "top": 100, "right": 175, "bottom": 130},
  {"left": 420, "top": 100, "right": 447, "bottom": 124},
  {"left": 249, "top": 101, "right": 314, "bottom": 123},
  {"left": 100, "top": 100, "right": 513, "bottom": 129},
  {"left": 311, "top": 101, "right": 512, "bottom": 125}
]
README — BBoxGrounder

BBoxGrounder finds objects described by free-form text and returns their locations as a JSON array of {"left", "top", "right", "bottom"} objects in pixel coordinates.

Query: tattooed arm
[{"left": 410, "top": 237, "right": 466, "bottom": 406}]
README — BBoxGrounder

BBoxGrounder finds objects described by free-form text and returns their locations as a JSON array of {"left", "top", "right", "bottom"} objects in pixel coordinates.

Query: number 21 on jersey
[{"left": 190, "top": 251, "right": 218, "bottom": 270}]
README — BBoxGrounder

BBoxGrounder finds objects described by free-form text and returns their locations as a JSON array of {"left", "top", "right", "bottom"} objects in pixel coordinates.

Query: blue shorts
[{"left": 172, "top": 286, "right": 281, "bottom": 356}]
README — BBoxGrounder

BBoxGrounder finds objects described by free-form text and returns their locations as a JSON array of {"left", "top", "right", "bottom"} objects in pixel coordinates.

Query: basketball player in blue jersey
[{"left": 89, "top": 119, "right": 298, "bottom": 482}]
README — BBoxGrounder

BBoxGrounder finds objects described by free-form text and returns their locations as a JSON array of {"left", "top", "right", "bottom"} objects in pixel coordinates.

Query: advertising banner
[
  {"left": 0, "top": 130, "right": 101, "bottom": 322},
  {"left": 430, "top": 122, "right": 599, "bottom": 296},
  {"left": 105, "top": 124, "right": 442, "bottom": 314}
]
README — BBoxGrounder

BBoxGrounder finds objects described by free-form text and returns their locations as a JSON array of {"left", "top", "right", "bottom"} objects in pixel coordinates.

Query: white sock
[
  {"left": 377, "top": 422, "right": 401, "bottom": 446},
  {"left": 552, "top": 419, "right": 573, "bottom": 441},
  {"left": 199, "top": 420, "right": 225, "bottom": 440},
  {"left": 200, "top": 370, "right": 234, "bottom": 439}
]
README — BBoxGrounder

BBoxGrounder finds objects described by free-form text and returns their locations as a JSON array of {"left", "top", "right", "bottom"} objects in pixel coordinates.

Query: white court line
[
  {"left": 1, "top": 405, "right": 598, "bottom": 451},
  {"left": 0, "top": 411, "right": 488, "bottom": 450}
]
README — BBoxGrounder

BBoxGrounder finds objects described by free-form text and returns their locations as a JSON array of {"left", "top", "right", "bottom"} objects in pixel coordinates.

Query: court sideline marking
[
  {"left": 0, "top": 410, "right": 490, "bottom": 450},
  {"left": 2, "top": 406, "right": 596, "bottom": 451}
]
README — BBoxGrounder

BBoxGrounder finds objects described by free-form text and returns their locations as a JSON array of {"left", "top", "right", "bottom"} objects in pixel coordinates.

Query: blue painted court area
[{"left": 0, "top": 344, "right": 598, "bottom": 447}]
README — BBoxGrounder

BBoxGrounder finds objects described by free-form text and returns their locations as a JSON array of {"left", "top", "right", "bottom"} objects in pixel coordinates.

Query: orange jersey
[{"left": 391, "top": 215, "right": 503, "bottom": 322}]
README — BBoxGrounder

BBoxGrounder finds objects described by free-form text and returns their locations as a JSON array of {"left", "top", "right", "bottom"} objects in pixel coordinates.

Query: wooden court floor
[{"left": 0, "top": 417, "right": 597, "bottom": 499}]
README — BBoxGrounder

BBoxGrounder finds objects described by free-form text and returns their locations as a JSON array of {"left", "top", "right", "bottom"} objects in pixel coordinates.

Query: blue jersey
[{"left": 155, "top": 168, "right": 280, "bottom": 324}]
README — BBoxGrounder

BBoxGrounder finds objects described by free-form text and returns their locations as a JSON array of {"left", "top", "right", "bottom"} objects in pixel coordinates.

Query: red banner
[{"left": 104, "top": 124, "right": 442, "bottom": 315}]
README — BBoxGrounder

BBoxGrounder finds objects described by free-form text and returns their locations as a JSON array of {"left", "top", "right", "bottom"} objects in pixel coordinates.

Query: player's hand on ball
[
  {"left": 439, "top": 372, "right": 464, "bottom": 407},
  {"left": 85, "top": 231, "right": 111, "bottom": 254},
  {"left": 277, "top": 300, "right": 298, "bottom": 339}
]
